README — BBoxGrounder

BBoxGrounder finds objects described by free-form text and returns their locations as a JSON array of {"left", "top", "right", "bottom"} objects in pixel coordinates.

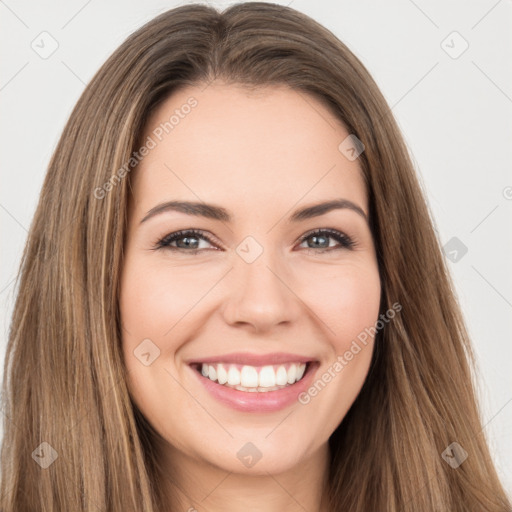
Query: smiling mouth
[{"left": 190, "top": 361, "right": 312, "bottom": 393}]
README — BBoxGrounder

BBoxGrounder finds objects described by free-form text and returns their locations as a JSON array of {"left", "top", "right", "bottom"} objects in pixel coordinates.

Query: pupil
[
  {"left": 178, "top": 236, "right": 198, "bottom": 249},
  {"left": 310, "top": 235, "right": 328, "bottom": 248}
]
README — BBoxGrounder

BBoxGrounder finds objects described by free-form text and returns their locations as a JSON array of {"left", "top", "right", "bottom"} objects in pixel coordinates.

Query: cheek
[
  {"left": 295, "top": 264, "right": 381, "bottom": 433},
  {"left": 118, "top": 258, "right": 190, "bottom": 427},
  {"left": 118, "top": 256, "right": 219, "bottom": 404},
  {"left": 300, "top": 262, "right": 381, "bottom": 348},
  {"left": 118, "top": 257, "right": 178, "bottom": 394},
  {"left": 119, "top": 256, "right": 212, "bottom": 340}
]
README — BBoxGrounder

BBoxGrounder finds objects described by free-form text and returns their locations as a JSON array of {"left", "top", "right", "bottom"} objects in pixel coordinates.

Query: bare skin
[{"left": 119, "top": 81, "right": 381, "bottom": 511}]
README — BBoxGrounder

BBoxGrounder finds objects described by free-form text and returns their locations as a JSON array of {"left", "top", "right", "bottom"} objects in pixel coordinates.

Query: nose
[{"left": 220, "top": 247, "right": 303, "bottom": 333}]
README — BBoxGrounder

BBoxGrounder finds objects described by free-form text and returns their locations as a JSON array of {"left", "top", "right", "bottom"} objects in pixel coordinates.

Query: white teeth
[
  {"left": 217, "top": 363, "right": 228, "bottom": 385},
  {"left": 287, "top": 364, "right": 297, "bottom": 384},
  {"left": 276, "top": 365, "right": 288, "bottom": 386},
  {"left": 259, "top": 366, "right": 276, "bottom": 387},
  {"left": 240, "top": 366, "right": 258, "bottom": 387},
  {"left": 198, "top": 362, "right": 308, "bottom": 391},
  {"left": 227, "top": 365, "right": 241, "bottom": 386},
  {"left": 296, "top": 363, "right": 306, "bottom": 381}
]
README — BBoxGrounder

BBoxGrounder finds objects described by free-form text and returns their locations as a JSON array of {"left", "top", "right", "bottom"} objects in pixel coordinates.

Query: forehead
[{"left": 131, "top": 82, "right": 367, "bottom": 218}]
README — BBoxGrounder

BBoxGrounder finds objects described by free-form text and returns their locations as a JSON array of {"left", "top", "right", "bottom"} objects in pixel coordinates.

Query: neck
[{"left": 158, "top": 441, "right": 331, "bottom": 512}]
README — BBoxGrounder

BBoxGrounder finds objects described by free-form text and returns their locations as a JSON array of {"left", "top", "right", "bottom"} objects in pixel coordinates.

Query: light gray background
[{"left": 1, "top": 0, "right": 511, "bottom": 494}]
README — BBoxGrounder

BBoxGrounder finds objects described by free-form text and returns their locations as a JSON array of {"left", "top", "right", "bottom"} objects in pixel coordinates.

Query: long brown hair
[{"left": 1, "top": 2, "right": 510, "bottom": 510}]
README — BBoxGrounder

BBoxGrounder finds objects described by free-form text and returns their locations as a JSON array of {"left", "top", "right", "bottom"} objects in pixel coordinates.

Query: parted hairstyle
[{"left": 1, "top": 2, "right": 510, "bottom": 510}]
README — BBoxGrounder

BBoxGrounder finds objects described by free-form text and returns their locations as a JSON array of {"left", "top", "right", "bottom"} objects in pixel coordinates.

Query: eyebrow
[{"left": 139, "top": 198, "right": 368, "bottom": 224}]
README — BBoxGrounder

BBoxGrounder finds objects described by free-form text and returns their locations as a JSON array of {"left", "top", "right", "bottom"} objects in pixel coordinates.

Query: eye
[
  {"left": 153, "top": 228, "right": 355, "bottom": 254},
  {"left": 153, "top": 229, "right": 218, "bottom": 253},
  {"left": 297, "top": 228, "right": 355, "bottom": 252}
]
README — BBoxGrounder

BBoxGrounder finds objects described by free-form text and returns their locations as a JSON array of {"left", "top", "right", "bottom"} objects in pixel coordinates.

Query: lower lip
[{"left": 189, "top": 362, "right": 318, "bottom": 413}]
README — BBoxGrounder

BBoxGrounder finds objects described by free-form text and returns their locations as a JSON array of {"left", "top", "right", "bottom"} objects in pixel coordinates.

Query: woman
[{"left": 1, "top": 2, "right": 510, "bottom": 510}]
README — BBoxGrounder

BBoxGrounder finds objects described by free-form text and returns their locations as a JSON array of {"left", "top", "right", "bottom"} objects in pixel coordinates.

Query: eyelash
[{"left": 153, "top": 228, "right": 355, "bottom": 254}]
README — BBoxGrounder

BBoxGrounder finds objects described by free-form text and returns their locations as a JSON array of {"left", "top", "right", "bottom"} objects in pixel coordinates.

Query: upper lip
[{"left": 187, "top": 352, "right": 316, "bottom": 366}]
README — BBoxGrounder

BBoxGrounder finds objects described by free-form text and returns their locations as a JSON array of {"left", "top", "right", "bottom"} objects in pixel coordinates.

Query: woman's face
[{"left": 119, "top": 82, "right": 381, "bottom": 476}]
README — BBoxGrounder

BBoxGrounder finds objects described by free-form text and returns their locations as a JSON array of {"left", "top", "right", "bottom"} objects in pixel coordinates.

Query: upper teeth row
[{"left": 200, "top": 362, "right": 307, "bottom": 388}]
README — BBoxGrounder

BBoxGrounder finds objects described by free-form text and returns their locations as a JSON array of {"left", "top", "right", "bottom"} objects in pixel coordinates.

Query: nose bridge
[{"left": 221, "top": 234, "right": 300, "bottom": 330}]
